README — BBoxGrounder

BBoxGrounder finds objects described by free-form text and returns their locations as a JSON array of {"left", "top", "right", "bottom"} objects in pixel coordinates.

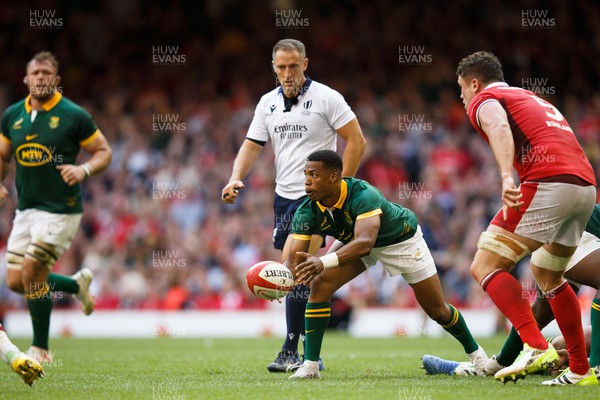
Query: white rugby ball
[{"left": 246, "top": 261, "right": 294, "bottom": 300}]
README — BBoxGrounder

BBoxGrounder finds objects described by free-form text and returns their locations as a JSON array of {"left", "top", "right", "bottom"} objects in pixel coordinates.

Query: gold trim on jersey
[
  {"left": 316, "top": 180, "right": 348, "bottom": 212},
  {"left": 0, "top": 134, "right": 11, "bottom": 143},
  {"left": 24, "top": 92, "right": 63, "bottom": 113},
  {"left": 357, "top": 209, "right": 382, "bottom": 220},
  {"left": 292, "top": 234, "right": 312, "bottom": 241},
  {"left": 80, "top": 129, "right": 101, "bottom": 146}
]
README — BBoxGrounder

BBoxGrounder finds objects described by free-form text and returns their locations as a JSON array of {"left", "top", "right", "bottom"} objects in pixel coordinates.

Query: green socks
[
  {"left": 496, "top": 327, "right": 523, "bottom": 366},
  {"left": 440, "top": 304, "right": 479, "bottom": 354},
  {"left": 23, "top": 274, "right": 80, "bottom": 351},
  {"left": 47, "top": 272, "right": 79, "bottom": 294},
  {"left": 304, "top": 302, "right": 331, "bottom": 361},
  {"left": 25, "top": 282, "right": 52, "bottom": 349}
]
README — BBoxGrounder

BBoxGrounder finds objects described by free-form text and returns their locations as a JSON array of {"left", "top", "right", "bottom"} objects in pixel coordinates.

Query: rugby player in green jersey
[
  {"left": 0, "top": 51, "right": 112, "bottom": 363},
  {"left": 287, "top": 150, "right": 488, "bottom": 379}
]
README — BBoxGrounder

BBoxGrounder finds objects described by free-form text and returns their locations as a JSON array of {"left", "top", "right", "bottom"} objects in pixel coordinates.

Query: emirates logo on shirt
[{"left": 274, "top": 123, "right": 307, "bottom": 139}]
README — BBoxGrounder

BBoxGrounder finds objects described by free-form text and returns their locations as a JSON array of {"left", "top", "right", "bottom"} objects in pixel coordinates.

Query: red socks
[
  {"left": 483, "top": 270, "right": 548, "bottom": 349},
  {"left": 547, "top": 281, "right": 590, "bottom": 375}
]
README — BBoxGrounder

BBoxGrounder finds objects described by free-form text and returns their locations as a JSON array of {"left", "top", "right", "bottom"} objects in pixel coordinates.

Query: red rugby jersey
[{"left": 468, "top": 82, "right": 595, "bottom": 185}]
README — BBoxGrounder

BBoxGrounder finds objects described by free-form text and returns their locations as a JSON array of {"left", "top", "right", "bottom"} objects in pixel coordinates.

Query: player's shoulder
[
  {"left": 345, "top": 177, "right": 381, "bottom": 199},
  {"left": 2, "top": 98, "right": 26, "bottom": 117},
  {"left": 57, "top": 95, "right": 90, "bottom": 114}
]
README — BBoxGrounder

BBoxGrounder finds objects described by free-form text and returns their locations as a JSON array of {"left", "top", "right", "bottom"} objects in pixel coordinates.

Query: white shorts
[
  {"left": 564, "top": 231, "right": 600, "bottom": 288},
  {"left": 491, "top": 182, "right": 596, "bottom": 246},
  {"left": 361, "top": 226, "right": 437, "bottom": 284},
  {"left": 6, "top": 209, "right": 82, "bottom": 270}
]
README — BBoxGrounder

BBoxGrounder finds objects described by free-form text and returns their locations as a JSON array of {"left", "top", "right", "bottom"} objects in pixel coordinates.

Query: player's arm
[
  {"left": 478, "top": 100, "right": 523, "bottom": 218},
  {"left": 336, "top": 118, "right": 366, "bottom": 177},
  {"left": 57, "top": 131, "right": 112, "bottom": 186},
  {"left": 0, "top": 135, "right": 12, "bottom": 204},
  {"left": 222, "top": 139, "right": 264, "bottom": 203},
  {"left": 286, "top": 237, "right": 311, "bottom": 279},
  {"left": 0, "top": 135, "right": 12, "bottom": 181},
  {"left": 295, "top": 215, "right": 380, "bottom": 285}
]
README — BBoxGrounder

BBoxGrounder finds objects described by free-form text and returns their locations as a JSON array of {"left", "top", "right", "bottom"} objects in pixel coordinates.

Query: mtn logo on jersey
[
  {"left": 274, "top": 123, "right": 307, "bottom": 139},
  {"left": 15, "top": 143, "right": 63, "bottom": 167}
]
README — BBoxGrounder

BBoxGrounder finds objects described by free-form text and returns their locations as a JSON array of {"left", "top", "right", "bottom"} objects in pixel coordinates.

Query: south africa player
[
  {"left": 0, "top": 51, "right": 112, "bottom": 362},
  {"left": 222, "top": 39, "right": 366, "bottom": 372},
  {"left": 0, "top": 323, "right": 44, "bottom": 386},
  {"left": 287, "top": 150, "right": 488, "bottom": 379}
]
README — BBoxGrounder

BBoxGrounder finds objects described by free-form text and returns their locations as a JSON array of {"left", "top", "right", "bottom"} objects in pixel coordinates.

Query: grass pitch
[{"left": 1, "top": 333, "right": 597, "bottom": 400}]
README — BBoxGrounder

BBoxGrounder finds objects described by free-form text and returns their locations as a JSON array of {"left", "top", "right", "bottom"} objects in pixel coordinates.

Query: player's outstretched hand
[
  {"left": 294, "top": 251, "right": 324, "bottom": 285},
  {"left": 57, "top": 164, "right": 86, "bottom": 186},
  {"left": 221, "top": 181, "right": 243, "bottom": 204}
]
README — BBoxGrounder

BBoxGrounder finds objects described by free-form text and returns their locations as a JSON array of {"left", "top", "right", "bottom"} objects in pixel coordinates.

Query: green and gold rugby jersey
[
  {"left": 292, "top": 177, "right": 418, "bottom": 247},
  {"left": 0, "top": 92, "right": 100, "bottom": 214},
  {"left": 585, "top": 204, "right": 600, "bottom": 238}
]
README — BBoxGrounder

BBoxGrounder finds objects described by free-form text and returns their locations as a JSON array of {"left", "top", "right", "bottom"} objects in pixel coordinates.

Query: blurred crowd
[{"left": 0, "top": 1, "right": 598, "bottom": 319}]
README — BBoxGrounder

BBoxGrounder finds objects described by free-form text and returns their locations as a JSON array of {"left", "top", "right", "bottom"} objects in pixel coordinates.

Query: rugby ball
[{"left": 246, "top": 261, "right": 294, "bottom": 300}]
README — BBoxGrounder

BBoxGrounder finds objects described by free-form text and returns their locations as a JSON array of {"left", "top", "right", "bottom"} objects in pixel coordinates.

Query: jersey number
[{"left": 530, "top": 95, "right": 564, "bottom": 121}]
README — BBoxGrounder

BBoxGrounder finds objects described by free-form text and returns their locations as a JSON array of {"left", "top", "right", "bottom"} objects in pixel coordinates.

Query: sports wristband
[
  {"left": 319, "top": 252, "right": 339, "bottom": 269},
  {"left": 80, "top": 163, "right": 93, "bottom": 178}
]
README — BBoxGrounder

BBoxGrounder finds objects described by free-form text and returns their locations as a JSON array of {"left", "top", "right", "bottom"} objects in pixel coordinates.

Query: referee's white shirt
[{"left": 246, "top": 80, "right": 356, "bottom": 199}]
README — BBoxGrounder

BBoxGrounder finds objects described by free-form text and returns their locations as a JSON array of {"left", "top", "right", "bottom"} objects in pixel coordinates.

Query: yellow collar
[
  {"left": 24, "top": 92, "right": 63, "bottom": 113},
  {"left": 316, "top": 180, "right": 348, "bottom": 212}
]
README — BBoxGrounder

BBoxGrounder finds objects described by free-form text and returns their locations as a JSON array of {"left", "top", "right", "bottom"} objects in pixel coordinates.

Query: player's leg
[
  {"left": 22, "top": 241, "right": 56, "bottom": 356},
  {"left": 0, "top": 323, "right": 44, "bottom": 386},
  {"left": 289, "top": 258, "right": 365, "bottom": 380},
  {"left": 5, "top": 210, "right": 91, "bottom": 308},
  {"left": 24, "top": 212, "right": 88, "bottom": 361},
  {"left": 410, "top": 273, "right": 487, "bottom": 374},
  {"left": 491, "top": 285, "right": 568, "bottom": 373},
  {"left": 269, "top": 194, "right": 322, "bottom": 372},
  {"left": 472, "top": 226, "right": 550, "bottom": 348},
  {"left": 534, "top": 241, "right": 596, "bottom": 385},
  {"left": 7, "top": 255, "right": 91, "bottom": 312},
  {"left": 560, "top": 247, "right": 600, "bottom": 373},
  {"left": 491, "top": 233, "right": 600, "bottom": 374},
  {"left": 548, "top": 325, "right": 592, "bottom": 376}
]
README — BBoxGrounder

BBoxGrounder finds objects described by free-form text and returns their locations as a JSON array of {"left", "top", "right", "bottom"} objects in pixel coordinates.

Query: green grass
[{"left": 1, "top": 334, "right": 597, "bottom": 399}]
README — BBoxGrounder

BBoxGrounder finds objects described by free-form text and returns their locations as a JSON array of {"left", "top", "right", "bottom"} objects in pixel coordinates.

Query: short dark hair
[
  {"left": 307, "top": 150, "right": 343, "bottom": 172},
  {"left": 456, "top": 51, "right": 504, "bottom": 85},
  {"left": 27, "top": 51, "right": 59, "bottom": 73},
  {"left": 272, "top": 39, "right": 306, "bottom": 60}
]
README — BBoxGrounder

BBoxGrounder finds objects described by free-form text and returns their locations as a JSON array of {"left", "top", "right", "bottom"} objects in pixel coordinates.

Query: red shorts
[{"left": 490, "top": 181, "right": 595, "bottom": 247}]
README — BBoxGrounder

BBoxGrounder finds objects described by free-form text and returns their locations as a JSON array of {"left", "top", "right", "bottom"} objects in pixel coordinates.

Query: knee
[
  {"left": 469, "top": 262, "right": 482, "bottom": 282},
  {"left": 6, "top": 274, "right": 24, "bottom": 293}
]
